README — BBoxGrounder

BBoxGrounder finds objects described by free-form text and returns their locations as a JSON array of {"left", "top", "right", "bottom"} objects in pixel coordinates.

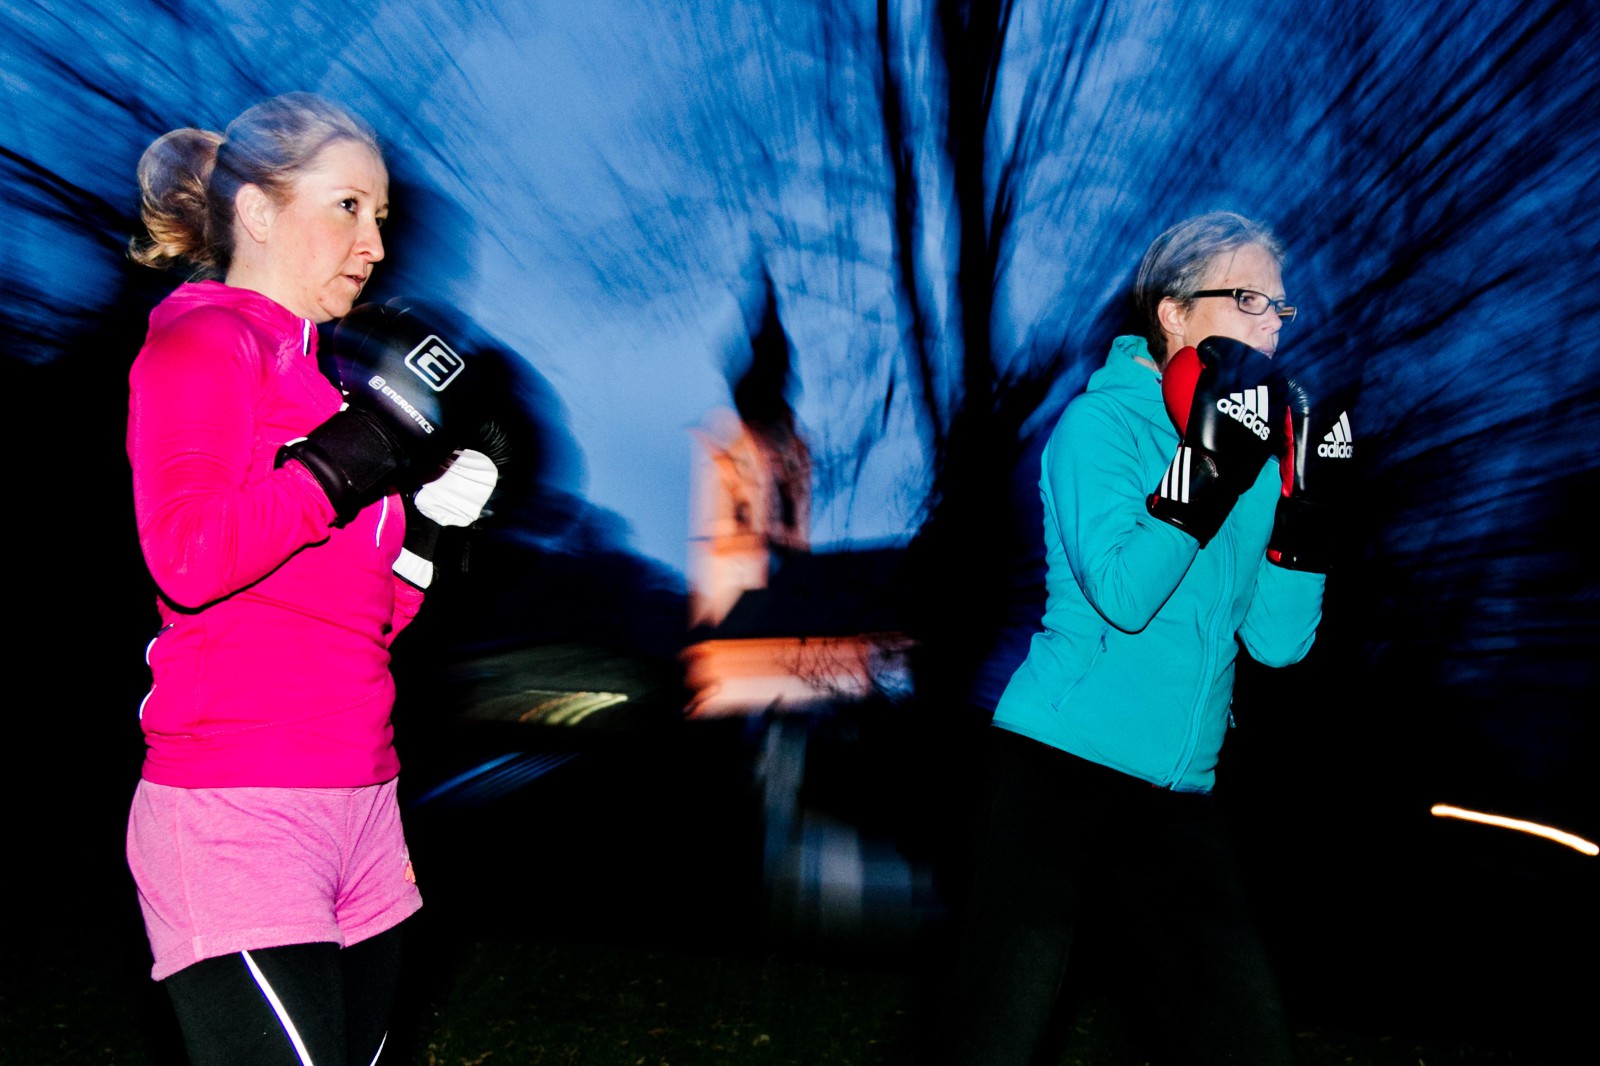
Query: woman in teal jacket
[
  {"left": 995, "top": 328, "right": 1323, "bottom": 791},
  {"left": 941, "top": 212, "right": 1326, "bottom": 1065}
]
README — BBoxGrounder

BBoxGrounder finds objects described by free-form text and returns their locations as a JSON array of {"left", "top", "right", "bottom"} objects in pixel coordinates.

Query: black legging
[
  {"left": 938, "top": 730, "right": 1293, "bottom": 1066},
  {"left": 163, "top": 923, "right": 405, "bottom": 1066}
]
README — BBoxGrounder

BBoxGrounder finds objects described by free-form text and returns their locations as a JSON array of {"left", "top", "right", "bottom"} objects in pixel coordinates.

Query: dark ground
[
  {"left": 3, "top": 643, "right": 1589, "bottom": 1064},
  {"left": 0, "top": 932, "right": 1542, "bottom": 1066}
]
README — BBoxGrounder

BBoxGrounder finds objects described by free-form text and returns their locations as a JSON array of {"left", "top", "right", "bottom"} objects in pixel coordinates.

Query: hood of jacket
[{"left": 1084, "top": 334, "right": 1168, "bottom": 432}]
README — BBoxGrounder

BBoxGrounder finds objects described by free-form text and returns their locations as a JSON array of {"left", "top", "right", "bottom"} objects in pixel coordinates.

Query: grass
[
  {"left": 396, "top": 935, "right": 1535, "bottom": 1066},
  {"left": 401, "top": 938, "right": 916, "bottom": 1066}
]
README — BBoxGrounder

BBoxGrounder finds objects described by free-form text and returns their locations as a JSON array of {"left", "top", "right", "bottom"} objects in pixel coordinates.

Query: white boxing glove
[
  {"left": 394, "top": 449, "right": 500, "bottom": 589},
  {"left": 415, "top": 448, "right": 499, "bottom": 527}
]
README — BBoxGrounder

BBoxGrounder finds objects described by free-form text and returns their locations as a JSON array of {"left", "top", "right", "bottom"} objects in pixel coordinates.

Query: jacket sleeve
[
  {"left": 1238, "top": 556, "right": 1324, "bottom": 666},
  {"left": 1044, "top": 396, "right": 1199, "bottom": 633},
  {"left": 128, "top": 310, "right": 337, "bottom": 609}
]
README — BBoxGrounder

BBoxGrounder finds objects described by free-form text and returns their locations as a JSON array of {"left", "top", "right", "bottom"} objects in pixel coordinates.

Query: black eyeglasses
[{"left": 1190, "top": 288, "right": 1297, "bottom": 323}]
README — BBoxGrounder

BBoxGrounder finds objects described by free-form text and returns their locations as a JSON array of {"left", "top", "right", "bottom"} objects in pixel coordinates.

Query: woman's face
[
  {"left": 236, "top": 140, "right": 389, "bottom": 323},
  {"left": 1159, "top": 243, "right": 1285, "bottom": 360}
]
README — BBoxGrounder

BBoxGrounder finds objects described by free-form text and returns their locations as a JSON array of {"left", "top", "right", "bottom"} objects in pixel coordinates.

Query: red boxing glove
[{"left": 1161, "top": 342, "right": 1205, "bottom": 431}]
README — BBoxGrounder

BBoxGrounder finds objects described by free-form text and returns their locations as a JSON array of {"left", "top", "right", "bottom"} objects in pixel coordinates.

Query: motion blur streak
[
  {"left": 524, "top": 691, "right": 629, "bottom": 726},
  {"left": 3, "top": 0, "right": 1596, "bottom": 829},
  {"left": 409, "top": 752, "right": 581, "bottom": 811},
  {"left": 1431, "top": 805, "right": 1599, "bottom": 856}
]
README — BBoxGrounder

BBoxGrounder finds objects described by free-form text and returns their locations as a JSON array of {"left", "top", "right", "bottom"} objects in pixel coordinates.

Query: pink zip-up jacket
[{"left": 128, "top": 281, "right": 424, "bottom": 788}]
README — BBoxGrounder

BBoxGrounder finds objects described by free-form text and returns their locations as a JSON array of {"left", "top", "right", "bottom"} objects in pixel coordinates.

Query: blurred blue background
[{"left": 4, "top": 0, "right": 1598, "bottom": 1059}]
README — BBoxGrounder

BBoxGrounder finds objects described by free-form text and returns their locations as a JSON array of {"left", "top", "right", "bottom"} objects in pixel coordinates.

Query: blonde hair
[{"left": 130, "top": 92, "right": 380, "bottom": 278}]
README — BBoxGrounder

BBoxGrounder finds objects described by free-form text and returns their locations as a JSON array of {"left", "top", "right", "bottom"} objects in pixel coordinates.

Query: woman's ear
[
  {"left": 234, "top": 184, "right": 275, "bottom": 245},
  {"left": 1156, "top": 295, "right": 1187, "bottom": 349}
]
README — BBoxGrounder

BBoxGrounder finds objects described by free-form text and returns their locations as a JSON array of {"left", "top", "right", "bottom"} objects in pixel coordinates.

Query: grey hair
[
  {"left": 131, "top": 92, "right": 381, "bottom": 278},
  {"left": 1132, "top": 212, "right": 1285, "bottom": 363}
]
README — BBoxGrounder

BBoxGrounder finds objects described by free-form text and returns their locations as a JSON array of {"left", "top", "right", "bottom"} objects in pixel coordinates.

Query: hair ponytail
[{"left": 129, "top": 128, "right": 227, "bottom": 277}]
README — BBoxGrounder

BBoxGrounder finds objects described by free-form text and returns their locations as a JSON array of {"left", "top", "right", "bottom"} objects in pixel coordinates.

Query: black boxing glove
[
  {"left": 472, "top": 417, "right": 515, "bottom": 477},
  {"left": 329, "top": 300, "right": 474, "bottom": 471},
  {"left": 1147, "top": 336, "right": 1284, "bottom": 547},
  {"left": 1268, "top": 382, "right": 1357, "bottom": 571},
  {"left": 276, "top": 404, "right": 409, "bottom": 526},
  {"left": 279, "top": 300, "right": 481, "bottom": 525}
]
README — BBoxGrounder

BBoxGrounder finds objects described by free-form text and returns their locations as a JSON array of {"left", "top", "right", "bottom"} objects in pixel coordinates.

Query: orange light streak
[{"left": 1430, "top": 804, "right": 1598, "bottom": 856}]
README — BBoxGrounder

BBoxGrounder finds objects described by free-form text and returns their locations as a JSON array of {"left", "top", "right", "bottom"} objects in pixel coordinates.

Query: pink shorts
[{"left": 127, "top": 778, "right": 424, "bottom": 980}]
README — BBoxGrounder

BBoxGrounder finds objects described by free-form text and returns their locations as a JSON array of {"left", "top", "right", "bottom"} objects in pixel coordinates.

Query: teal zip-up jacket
[{"left": 993, "top": 336, "right": 1324, "bottom": 792}]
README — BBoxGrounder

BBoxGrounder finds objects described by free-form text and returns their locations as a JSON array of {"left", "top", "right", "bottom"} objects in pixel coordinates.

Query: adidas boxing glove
[
  {"left": 1147, "top": 336, "right": 1284, "bottom": 547},
  {"left": 277, "top": 300, "right": 479, "bottom": 525},
  {"left": 1268, "top": 382, "right": 1357, "bottom": 571}
]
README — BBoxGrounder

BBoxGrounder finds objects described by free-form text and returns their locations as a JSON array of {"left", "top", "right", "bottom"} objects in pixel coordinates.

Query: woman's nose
[{"left": 358, "top": 221, "right": 385, "bottom": 263}]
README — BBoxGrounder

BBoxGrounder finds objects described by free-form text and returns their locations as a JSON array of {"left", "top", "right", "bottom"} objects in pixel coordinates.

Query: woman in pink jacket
[{"left": 125, "top": 92, "right": 493, "bottom": 1066}]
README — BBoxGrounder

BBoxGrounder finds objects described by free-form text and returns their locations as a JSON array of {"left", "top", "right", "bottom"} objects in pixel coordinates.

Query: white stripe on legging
[
  {"left": 240, "top": 950, "right": 316, "bottom": 1066},
  {"left": 368, "top": 1031, "right": 388, "bottom": 1065}
]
